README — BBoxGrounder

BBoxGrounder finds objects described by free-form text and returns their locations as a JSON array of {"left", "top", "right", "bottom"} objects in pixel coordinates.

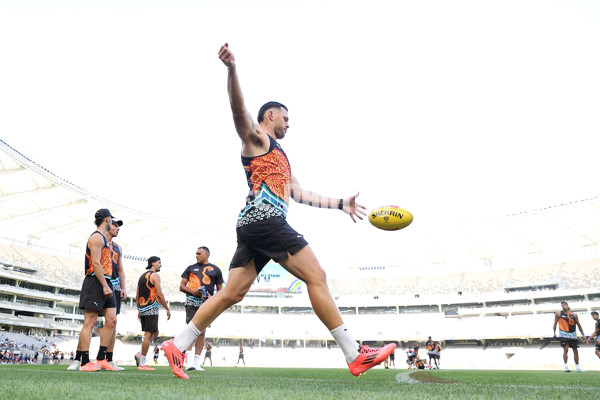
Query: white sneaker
[
  {"left": 67, "top": 360, "right": 81, "bottom": 371},
  {"left": 108, "top": 361, "right": 125, "bottom": 371},
  {"left": 576, "top": 368, "right": 583, "bottom": 373},
  {"left": 564, "top": 367, "right": 570, "bottom": 372}
]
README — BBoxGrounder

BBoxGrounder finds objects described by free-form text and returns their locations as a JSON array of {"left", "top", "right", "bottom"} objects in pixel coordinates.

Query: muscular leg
[
  {"left": 562, "top": 345, "right": 569, "bottom": 363},
  {"left": 141, "top": 331, "right": 153, "bottom": 357},
  {"left": 573, "top": 347, "right": 579, "bottom": 364},
  {"left": 99, "top": 308, "right": 117, "bottom": 347},
  {"left": 77, "top": 310, "right": 98, "bottom": 352},
  {"left": 596, "top": 349, "right": 600, "bottom": 359},
  {"left": 195, "top": 331, "right": 206, "bottom": 356},
  {"left": 279, "top": 245, "right": 343, "bottom": 330}
]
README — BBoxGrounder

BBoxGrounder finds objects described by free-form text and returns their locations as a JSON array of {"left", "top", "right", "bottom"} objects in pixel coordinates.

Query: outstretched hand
[
  {"left": 218, "top": 43, "right": 235, "bottom": 68},
  {"left": 342, "top": 192, "right": 367, "bottom": 223}
]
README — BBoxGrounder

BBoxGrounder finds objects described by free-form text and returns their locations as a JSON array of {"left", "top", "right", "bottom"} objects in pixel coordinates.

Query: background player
[
  {"left": 179, "top": 246, "right": 223, "bottom": 371},
  {"left": 136, "top": 256, "right": 171, "bottom": 371},
  {"left": 553, "top": 301, "right": 585, "bottom": 372}
]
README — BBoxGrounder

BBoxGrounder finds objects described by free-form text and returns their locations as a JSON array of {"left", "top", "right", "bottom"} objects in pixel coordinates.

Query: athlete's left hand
[
  {"left": 120, "top": 290, "right": 127, "bottom": 301},
  {"left": 342, "top": 192, "right": 367, "bottom": 223}
]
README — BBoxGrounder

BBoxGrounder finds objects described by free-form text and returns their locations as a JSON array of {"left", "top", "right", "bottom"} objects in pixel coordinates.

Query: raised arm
[
  {"left": 218, "top": 43, "right": 262, "bottom": 146},
  {"left": 289, "top": 174, "right": 367, "bottom": 222}
]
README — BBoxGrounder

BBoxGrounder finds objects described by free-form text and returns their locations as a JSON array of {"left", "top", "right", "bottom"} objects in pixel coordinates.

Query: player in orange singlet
[
  {"left": 135, "top": 256, "right": 171, "bottom": 371},
  {"left": 161, "top": 43, "right": 396, "bottom": 380},
  {"left": 553, "top": 301, "right": 585, "bottom": 372},
  {"left": 71, "top": 209, "right": 117, "bottom": 372}
]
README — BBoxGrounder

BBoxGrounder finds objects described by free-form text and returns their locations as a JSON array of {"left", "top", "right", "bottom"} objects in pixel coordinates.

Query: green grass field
[{"left": 0, "top": 365, "right": 598, "bottom": 400}]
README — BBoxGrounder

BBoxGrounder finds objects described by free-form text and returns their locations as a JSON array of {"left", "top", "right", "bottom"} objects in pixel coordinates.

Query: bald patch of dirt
[{"left": 410, "top": 370, "right": 459, "bottom": 384}]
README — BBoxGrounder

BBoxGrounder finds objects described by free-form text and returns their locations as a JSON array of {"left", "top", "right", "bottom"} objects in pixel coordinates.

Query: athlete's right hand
[
  {"left": 103, "top": 286, "right": 113, "bottom": 298},
  {"left": 218, "top": 43, "right": 235, "bottom": 69}
]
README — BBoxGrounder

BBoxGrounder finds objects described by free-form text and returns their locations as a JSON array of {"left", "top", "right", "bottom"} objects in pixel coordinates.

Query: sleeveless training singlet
[
  {"left": 237, "top": 135, "right": 291, "bottom": 227},
  {"left": 558, "top": 310, "right": 577, "bottom": 339},
  {"left": 84, "top": 231, "right": 112, "bottom": 278},
  {"left": 137, "top": 271, "right": 159, "bottom": 316}
]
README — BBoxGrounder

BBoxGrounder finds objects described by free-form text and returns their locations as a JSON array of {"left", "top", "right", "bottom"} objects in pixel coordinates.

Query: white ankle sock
[
  {"left": 194, "top": 354, "right": 202, "bottom": 365},
  {"left": 173, "top": 322, "right": 202, "bottom": 352},
  {"left": 330, "top": 324, "right": 360, "bottom": 363},
  {"left": 140, "top": 355, "right": 146, "bottom": 366}
]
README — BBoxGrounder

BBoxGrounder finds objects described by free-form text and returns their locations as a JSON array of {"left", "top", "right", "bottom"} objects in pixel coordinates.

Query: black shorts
[
  {"left": 595, "top": 342, "right": 600, "bottom": 351},
  {"left": 559, "top": 338, "right": 579, "bottom": 349},
  {"left": 390, "top": 353, "right": 395, "bottom": 360},
  {"left": 238, "top": 353, "right": 244, "bottom": 359},
  {"left": 185, "top": 305, "right": 200, "bottom": 324},
  {"left": 205, "top": 351, "right": 212, "bottom": 358},
  {"left": 79, "top": 275, "right": 116, "bottom": 312},
  {"left": 140, "top": 315, "right": 159, "bottom": 333},
  {"left": 230, "top": 217, "right": 308, "bottom": 274}
]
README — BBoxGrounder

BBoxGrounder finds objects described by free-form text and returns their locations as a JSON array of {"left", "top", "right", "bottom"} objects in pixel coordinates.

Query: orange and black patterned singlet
[
  {"left": 558, "top": 310, "right": 577, "bottom": 339},
  {"left": 237, "top": 135, "right": 291, "bottom": 227},
  {"left": 137, "top": 271, "right": 159, "bottom": 316},
  {"left": 84, "top": 231, "right": 112, "bottom": 278}
]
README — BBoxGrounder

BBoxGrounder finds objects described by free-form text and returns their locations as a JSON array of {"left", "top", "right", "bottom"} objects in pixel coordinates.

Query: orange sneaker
[
  {"left": 137, "top": 365, "right": 156, "bottom": 371},
  {"left": 79, "top": 361, "right": 101, "bottom": 372},
  {"left": 162, "top": 339, "right": 189, "bottom": 379},
  {"left": 98, "top": 358, "right": 120, "bottom": 371},
  {"left": 348, "top": 343, "right": 397, "bottom": 377}
]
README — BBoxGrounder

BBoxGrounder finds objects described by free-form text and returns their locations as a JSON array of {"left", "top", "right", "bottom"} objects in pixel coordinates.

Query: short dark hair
[
  {"left": 257, "top": 101, "right": 287, "bottom": 123},
  {"left": 592, "top": 311, "right": 599, "bottom": 316},
  {"left": 198, "top": 246, "right": 210, "bottom": 255}
]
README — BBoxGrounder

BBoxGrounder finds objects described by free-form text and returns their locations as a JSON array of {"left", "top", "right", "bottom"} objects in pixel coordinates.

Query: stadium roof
[
  {"left": 0, "top": 139, "right": 233, "bottom": 267},
  {"left": 1, "top": 139, "right": 599, "bottom": 271}
]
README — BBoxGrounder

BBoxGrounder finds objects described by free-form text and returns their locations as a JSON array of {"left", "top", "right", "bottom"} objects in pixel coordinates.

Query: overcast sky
[{"left": 1, "top": 0, "right": 599, "bottom": 270}]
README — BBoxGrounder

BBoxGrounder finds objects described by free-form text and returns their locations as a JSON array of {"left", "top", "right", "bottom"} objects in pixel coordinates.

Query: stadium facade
[{"left": 2, "top": 139, "right": 600, "bottom": 368}]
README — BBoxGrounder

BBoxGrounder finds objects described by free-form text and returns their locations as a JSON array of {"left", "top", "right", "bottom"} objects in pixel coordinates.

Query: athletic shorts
[
  {"left": 596, "top": 343, "right": 600, "bottom": 351},
  {"left": 390, "top": 353, "right": 395, "bottom": 360},
  {"left": 559, "top": 338, "right": 579, "bottom": 349},
  {"left": 230, "top": 217, "right": 308, "bottom": 274},
  {"left": 185, "top": 304, "right": 200, "bottom": 324},
  {"left": 238, "top": 353, "right": 244, "bottom": 359},
  {"left": 79, "top": 275, "right": 116, "bottom": 312},
  {"left": 140, "top": 315, "right": 159, "bottom": 333},
  {"left": 205, "top": 351, "right": 211, "bottom": 358}
]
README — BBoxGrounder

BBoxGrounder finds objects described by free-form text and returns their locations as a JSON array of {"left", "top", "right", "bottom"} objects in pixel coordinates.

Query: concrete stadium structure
[{"left": 2, "top": 139, "right": 600, "bottom": 370}]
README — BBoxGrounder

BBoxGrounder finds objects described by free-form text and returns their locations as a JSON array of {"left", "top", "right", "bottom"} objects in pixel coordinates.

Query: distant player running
[
  {"left": 162, "top": 43, "right": 396, "bottom": 379},
  {"left": 553, "top": 301, "right": 585, "bottom": 372}
]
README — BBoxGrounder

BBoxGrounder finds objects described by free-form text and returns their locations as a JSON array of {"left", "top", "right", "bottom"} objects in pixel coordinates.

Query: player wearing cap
[
  {"left": 161, "top": 43, "right": 395, "bottom": 380},
  {"left": 69, "top": 209, "right": 117, "bottom": 372},
  {"left": 179, "top": 246, "right": 223, "bottom": 371},
  {"left": 135, "top": 256, "right": 171, "bottom": 371},
  {"left": 104, "top": 217, "right": 126, "bottom": 370}
]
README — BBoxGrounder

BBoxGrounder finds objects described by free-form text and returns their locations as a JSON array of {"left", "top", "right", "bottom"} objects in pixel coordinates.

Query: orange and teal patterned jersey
[
  {"left": 84, "top": 231, "right": 112, "bottom": 278},
  {"left": 237, "top": 135, "right": 291, "bottom": 227},
  {"left": 137, "top": 271, "right": 158, "bottom": 316},
  {"left": 558, "top": 311, "right": 577, "bottom": 338}
]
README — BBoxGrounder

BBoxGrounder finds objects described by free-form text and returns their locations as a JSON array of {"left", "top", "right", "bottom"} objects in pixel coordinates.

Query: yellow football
[{"left": 368, "top": 205, "right": 413, "bottom": 231}]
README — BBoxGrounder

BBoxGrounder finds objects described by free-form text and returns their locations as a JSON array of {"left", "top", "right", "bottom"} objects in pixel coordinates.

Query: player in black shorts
[
  {"left": 72, "top": 209, "right": 117, "bottom": 372},
  {"left": 136, "top": 256, "right": 171, "bottom": 371},
  {"left": 585, "top": 311, "right": 600, "bottom": 362},
  {"left": 180, "top": 246, "right": 223, "bottom": 371},
  {"left": 202, "top": 341, "right": 212, "bottom": 367},
  {"left": 162, "top": 43, "right": 395, "bottom": 380},
  {"left": 553, "top": 301, "right": 585, "bottom": 372},
  {"left": 236, "top": 342, "right": 245, "bottom": 367}
]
